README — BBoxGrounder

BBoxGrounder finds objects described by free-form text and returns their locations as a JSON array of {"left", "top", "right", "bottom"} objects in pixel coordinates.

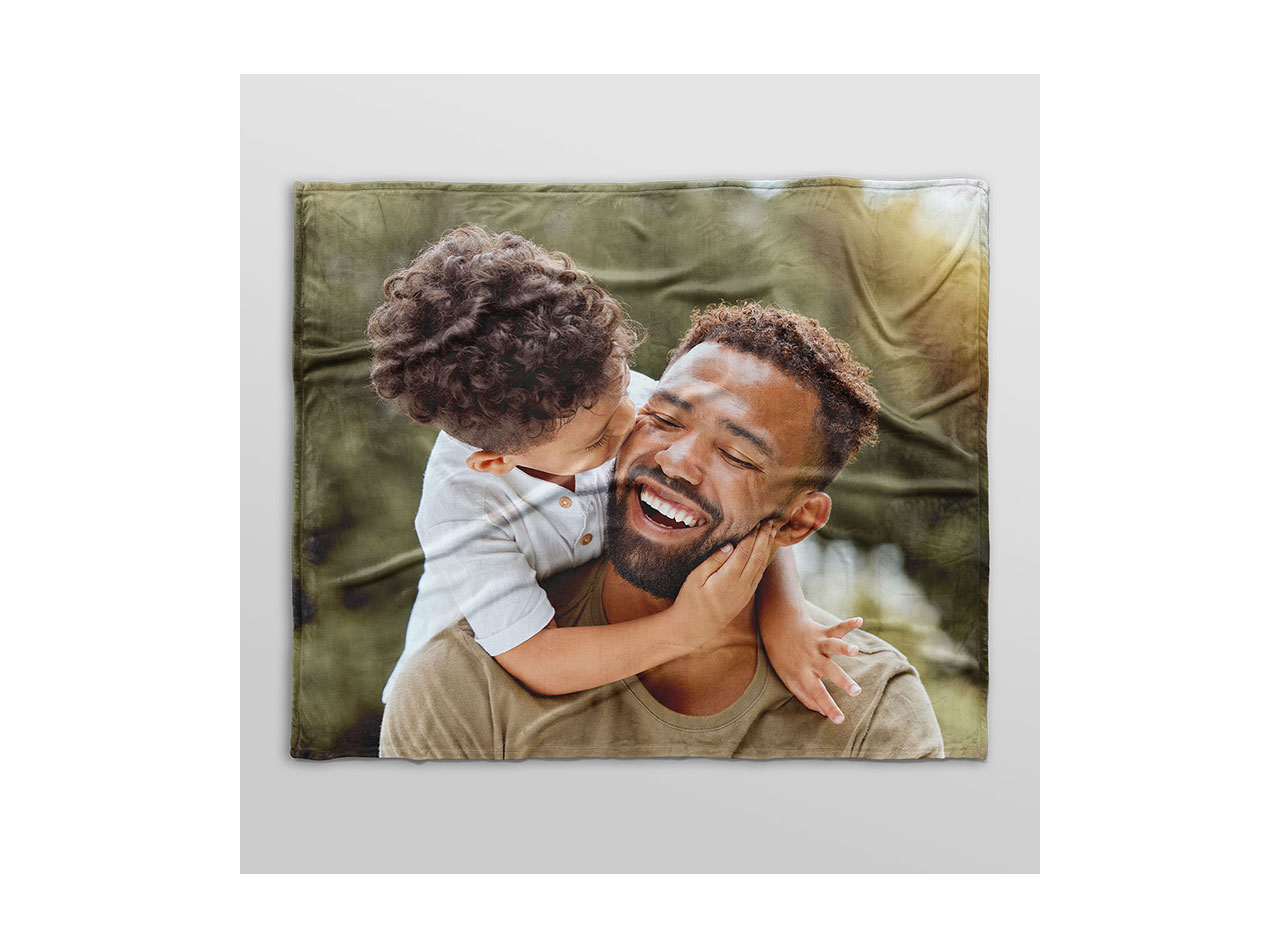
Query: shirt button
[
  {"left": 580, "top": 534, "right": 593, "bottom": 545},
  {"left": 559, "top": 497, "right": 573, "bottom": 508}
]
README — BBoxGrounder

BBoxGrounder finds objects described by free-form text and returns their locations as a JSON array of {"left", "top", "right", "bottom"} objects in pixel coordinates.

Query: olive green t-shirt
[{"left": 380, "top": 558, "right": 944, "bottom": 760}]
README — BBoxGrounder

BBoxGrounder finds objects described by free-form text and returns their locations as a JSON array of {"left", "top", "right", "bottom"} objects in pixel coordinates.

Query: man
[{"left": 381, "top": 302, "right": 944, "bottom": 759}]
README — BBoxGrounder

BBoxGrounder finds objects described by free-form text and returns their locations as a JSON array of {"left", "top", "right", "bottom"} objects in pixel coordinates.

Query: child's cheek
[{"left": 613, "top": 400, "right": 637, "bottom": 438}]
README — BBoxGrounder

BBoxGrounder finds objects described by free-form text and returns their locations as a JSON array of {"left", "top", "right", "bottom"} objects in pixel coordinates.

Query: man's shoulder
[
  {"left": 393, "top": 620, "right": 486, "bottom": 684},
  {"left": 379, "top": 621, "right": 501, "bottom": 759},
  {"left": 840, "top": 626, "right": 919, "bottom": 680},
  {"left": 789, "top": 606, "right": 941, "bottom": 757},
  {"left": 832, "top": 626, "right": 944, "bottom": 759}
]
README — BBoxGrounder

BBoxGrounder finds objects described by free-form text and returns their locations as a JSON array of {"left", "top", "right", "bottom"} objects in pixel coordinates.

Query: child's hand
[
  {"left": 672, "top": 523, "right": 776, "bottom": 640},
  {"left": 764, "top": 615, "right": 864, "bottom": 725}
]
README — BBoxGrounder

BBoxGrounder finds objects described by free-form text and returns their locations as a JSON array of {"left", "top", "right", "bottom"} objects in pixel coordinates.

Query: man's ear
[
  {"left": 774, "top": 491, "right": 832, "bottom": 547},
  {"left": 465, "top": 450, "right": 518, "bottom": 476}
]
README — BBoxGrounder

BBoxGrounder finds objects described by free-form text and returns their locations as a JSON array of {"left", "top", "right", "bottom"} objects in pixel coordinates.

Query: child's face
[{"left": 509, "top": 368, "right": 638, "bottom": 477}]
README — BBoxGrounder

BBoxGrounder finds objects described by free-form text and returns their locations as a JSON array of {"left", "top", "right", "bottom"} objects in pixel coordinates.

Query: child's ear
[
  {"left": 465, "top": 451, "right": 517, "bottom": 476},
  {"left": 774, "top": 491, "right": 832, "bottom": 547}
]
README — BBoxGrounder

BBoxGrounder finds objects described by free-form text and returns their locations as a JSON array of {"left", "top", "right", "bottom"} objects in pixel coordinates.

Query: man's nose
[{"left": 654, "top": 433, "right": 703, "bottom": 486}]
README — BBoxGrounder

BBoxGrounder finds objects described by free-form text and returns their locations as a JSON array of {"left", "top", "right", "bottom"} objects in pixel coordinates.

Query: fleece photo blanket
[{"left": 292, "top": 178, "right": 989, "bottom": 760}]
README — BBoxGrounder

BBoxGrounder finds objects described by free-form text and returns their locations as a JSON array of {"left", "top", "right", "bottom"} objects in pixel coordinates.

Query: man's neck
[
  {"left": 599, "top": 562, "right": 675, "bottom": 624},
  {"left": 600, "top": 562, "right": 759, "bottom": 716}
]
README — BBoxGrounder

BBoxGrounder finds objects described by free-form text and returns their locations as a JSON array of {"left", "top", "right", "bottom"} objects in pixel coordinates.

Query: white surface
[{"left": 242, "top": 75, "right": 1040, "bottom": 872}]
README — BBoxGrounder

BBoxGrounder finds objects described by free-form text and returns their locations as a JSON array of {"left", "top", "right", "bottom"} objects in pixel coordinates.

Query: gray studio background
[{"left": 241, "top": 74, "right": 1039, "bottom": 873}]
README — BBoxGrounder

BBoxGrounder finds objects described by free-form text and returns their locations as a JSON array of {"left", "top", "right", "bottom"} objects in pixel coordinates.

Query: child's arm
[
  {"left": 756, "top": 546, "right": 864, "bottom": 725},
  {"left": 495, "top": 524, "right": 775, "bottom": 695}
]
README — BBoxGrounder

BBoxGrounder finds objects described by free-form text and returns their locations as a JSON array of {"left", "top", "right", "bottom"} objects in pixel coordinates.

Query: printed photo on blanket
[{"left": 291, "top": 178, "right": 989, "bottom": 760}]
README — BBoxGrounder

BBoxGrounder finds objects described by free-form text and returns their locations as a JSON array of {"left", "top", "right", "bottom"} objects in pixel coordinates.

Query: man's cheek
[
  {"left": 614, "top": 425, "right": 654, "bottom": 465},
  {"left": 710, "top": 517, "right": 755, "bottom": 549}
]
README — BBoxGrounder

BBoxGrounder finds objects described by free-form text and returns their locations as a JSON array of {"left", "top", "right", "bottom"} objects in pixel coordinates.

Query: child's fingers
[
  {"left": 686, "top": 543, "right": 736, "bottom": 587},
  {"left": 736, "top": 521, "right": 775, "bottom": 585},
  {"left": 787, "top": 683, "right": 822, "bottom": 716},
  {"left": 824, "top": 617, "right": 863, "bottom": 637},
  {"left": 823, "top": 660, "right": 861, "bottom": 698},
  {"left": 819, "top": 637, "right": 858, "bottom": 659},
  {"left": 807, "top": 681, "right": 846, "bottom": 725},
  {"left": 711, "top": 525, "right": 764, "bottom": 585}
]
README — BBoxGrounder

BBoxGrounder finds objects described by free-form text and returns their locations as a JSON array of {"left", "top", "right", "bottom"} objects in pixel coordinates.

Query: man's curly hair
[
  {"left": 368, "top": 225, "right": 639, "bottom": 453},
  {"left": 669, "top": 301, "right": 879, "bottom": 490}
]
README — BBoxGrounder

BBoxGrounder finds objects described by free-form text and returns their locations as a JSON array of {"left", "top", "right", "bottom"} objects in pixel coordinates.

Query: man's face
[{"left": 605, "top": 342, "right": 821, "bottom": 600}]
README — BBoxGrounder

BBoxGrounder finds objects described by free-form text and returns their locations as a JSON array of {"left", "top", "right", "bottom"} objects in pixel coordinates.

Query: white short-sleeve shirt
[{"left": 382, "top": 370, "right": 658, "bottom": 701}]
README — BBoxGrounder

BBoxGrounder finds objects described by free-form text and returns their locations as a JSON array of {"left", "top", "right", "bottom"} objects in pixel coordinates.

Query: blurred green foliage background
[{"left": 292, "top": 179, "right": 988, "bottom": 759}]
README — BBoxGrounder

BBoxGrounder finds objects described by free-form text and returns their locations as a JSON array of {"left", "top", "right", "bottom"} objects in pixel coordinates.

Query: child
[{"left": 369, "top": 225, "right": 862, "bottom": 723}]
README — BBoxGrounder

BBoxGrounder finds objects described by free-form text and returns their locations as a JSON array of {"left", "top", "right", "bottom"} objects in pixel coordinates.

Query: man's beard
[{"left": 605, "top": 465, "right": 749, "bottom": 601}]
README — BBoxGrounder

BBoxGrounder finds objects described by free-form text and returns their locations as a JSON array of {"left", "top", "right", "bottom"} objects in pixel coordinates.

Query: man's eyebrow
[
  {"left": 721, "top": 420, "right": 775, "bottom": 459},
  {"left": 652, "top": 391, "right": 774, "bottom": 459},
  {"left": 651, "top": 391, "right": 692, "bottom": 412}
]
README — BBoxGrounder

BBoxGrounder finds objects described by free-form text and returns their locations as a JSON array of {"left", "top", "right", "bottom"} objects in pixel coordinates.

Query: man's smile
[
  {"left": 621, "top": 470, "right": 721, "bottom": 539},
  {"left": 637, "top": 483, "right": 708, "bottom": 528}
]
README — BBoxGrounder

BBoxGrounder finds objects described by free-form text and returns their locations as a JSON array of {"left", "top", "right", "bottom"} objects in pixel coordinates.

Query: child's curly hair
[
  {"left": 368, "top": 225, "right": 639, "bottom": 453},
  {"left": 670, "top": 301, "right": 879, "bottom": 489}
]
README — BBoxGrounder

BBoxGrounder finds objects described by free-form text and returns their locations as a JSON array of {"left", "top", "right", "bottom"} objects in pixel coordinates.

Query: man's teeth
[{"left": 639, "top": 485, "right": 705, "bottom": 527}]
